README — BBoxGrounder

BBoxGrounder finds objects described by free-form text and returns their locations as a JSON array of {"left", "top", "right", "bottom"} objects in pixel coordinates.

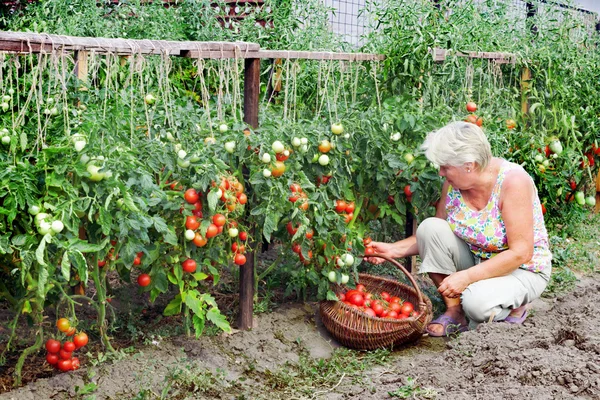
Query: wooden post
[
  {"left": 238, "top": 57, "right": 260, "bottom": 330},
  {"left": 521, "top": 67, "right": 531, "bottom": 116},
  {"left": 74, "top": 50, "right": 88, "bottom": 88}
]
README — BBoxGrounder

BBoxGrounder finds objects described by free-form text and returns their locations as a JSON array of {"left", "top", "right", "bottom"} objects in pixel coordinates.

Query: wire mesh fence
[{"left": 326, "top": 0, "right": 600, "bottom": 47}]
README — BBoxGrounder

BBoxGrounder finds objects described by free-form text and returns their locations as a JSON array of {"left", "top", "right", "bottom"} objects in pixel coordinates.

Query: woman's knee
[
  {"left": 461, "top": 288, "right": 493, "bottom": 323},
  {"left": 416, "top": 217, "right": 451, "bottom": 241}
]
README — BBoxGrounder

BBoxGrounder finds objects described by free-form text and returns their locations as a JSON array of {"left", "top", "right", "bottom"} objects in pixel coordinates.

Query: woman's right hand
[{"left": 364, "top": 241, "right": 401, "bottom": 264}]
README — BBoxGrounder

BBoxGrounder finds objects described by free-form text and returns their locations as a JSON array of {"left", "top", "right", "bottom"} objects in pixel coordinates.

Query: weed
[{"left": 388, "top": 377, "right": 438, "bottom": 399}]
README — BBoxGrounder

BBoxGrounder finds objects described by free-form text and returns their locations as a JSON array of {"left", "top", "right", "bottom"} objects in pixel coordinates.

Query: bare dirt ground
[{"left": 1, "top": 270, "right": 599, "bottom": 400}]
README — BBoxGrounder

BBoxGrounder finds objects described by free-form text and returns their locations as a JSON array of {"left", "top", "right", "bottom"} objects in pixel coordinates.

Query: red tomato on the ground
[{"left": 57, "top": 359, "right": 72, "bottom": 372}]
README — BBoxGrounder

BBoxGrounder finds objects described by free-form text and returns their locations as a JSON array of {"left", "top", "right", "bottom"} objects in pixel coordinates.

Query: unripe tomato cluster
[
  {"left": 45, "top": 319, "right": 88, "bottom": 372},
  {"left": 28, "top": 205, "right": 65, "bottom": 236},
  {"left": 338, "top": 284, "right": 418, "bottom": 320}
]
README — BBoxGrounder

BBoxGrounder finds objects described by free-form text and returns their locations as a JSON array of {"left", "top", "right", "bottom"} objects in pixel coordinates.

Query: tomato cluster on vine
[{"left": 45, "top": 318, "right": 88, "bottom": 372}]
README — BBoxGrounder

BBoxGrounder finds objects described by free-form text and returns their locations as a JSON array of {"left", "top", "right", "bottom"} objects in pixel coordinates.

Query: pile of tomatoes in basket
[
  {"left": 44, "top": 318, "right": 88, "bottom": 372},
  {"left": 338, "top": 284, "right": 418, "bottom": 319}
]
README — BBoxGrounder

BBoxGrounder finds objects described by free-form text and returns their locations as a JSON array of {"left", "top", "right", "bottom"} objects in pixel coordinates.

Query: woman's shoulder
[{"left": 500, "top": 160, "right": 534, "bottom": 195}]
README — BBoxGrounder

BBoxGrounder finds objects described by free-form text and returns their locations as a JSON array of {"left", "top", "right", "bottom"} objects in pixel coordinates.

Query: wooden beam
[
  {"left": 521, "top": 67, "right": 532, "bottom": 116},
  {"left": 431, "top": 47, "right": 516, "bottom": 64},
  {"left": 256, "top": 50, "right": 384, "bottom": 61}
]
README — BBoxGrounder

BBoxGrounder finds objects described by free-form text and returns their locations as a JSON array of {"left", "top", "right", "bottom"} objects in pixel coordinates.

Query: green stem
[
  {"left": 92, "top": 263, "right": 115, "bottom": 353},
  {"left": 183, "top": 304, "right": 190, "bottom": 337},
  {"left": 1, "top": 301, "right": 23, "bottom": 360},
  {"left": 256, "top": 253, "right": 284, "bottom": 294},
  {"left": 13, "top": 302, "right": 43, "bottom": 387}
]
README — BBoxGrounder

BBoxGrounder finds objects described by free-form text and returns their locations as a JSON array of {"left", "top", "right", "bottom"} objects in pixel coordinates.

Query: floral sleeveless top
[{"left": 446, "top": 160, "right": 552, "bottom": 279}]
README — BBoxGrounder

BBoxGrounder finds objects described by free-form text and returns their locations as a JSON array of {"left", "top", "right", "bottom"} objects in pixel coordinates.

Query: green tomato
[
  {"left": 574, "top": 191, "right": 585, "bottom": 206},
  {"left": 585, "top": 196, "right": 596, "bottom": 207},
  {"left": 328, "top": 270, "right": 337, "bottom": 283},
  {"left": 87, "top": 164, "right": 106, "bottom": 182},
  {"left": 34, "top": 213, "right": 49, "bottom": 225},
  {"left": 1, "top": 136, "right": 9, "bottom": 145},
  {"left": 224, "top": 141, "right": 236, "bottom": 153},
  {"left": 340, "top": 273, "right": 349, "bottom": 285},
  {"left": 144, "top": 94, "right": 156, "bottom": 105},
  {"left": 331, "top": 123, "right": 344, "bottom": 135},
  {"left": 51, "top": 220, "right": 64, "bottom": 234},
  {"left": 185, "top": 229, "right": 196, "bottom": 241},
  {"left": 28, "top": 205, "right": 41, "bottom": 216},
  {"left": 219, "top": 124, "right": 229, "bottom": 133},
  {"left": 318, "top": 154, "right": 330, "bottom": 166},
  {"left": 38, "top": 221, "right": 51, "bottom": 235},
  {"left": 272, "top": 140, "right": 285, "bottom": 154},
  {"left": 404, "top": 153, "right": 415, "bottom": 164}
]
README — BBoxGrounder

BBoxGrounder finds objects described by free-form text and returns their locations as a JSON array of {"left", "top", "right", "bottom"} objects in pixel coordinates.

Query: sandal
[
  {"left": 504, "top": 305, "right": 529, "bottom": 324},
  {"left": 425, "top": 314, "right": 469, "bottom": 337}
]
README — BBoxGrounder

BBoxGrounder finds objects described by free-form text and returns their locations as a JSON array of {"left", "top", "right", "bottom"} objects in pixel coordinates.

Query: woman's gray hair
[{"left": 420, "top": 121, "right": 492, "bottom": 170}]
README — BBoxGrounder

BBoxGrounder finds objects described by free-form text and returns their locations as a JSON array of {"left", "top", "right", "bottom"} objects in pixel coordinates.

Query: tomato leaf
[
  {"left": 61, "top": 251, "right": 70, "bottom": 282},
  {"left": 98, "top": 208, "right": 112, "bottom": 236},
  {"left": 152, "top": 269, "right": 169, "bottom": 293},
  {"left": 207, "top": 190, "right": 219, "bottom": 211},
  {"left": 67, "top": 238, "right": 108, "bottom": 253},
  {"left": 263, "top": 211, "right": 281, "bottom": 243},
  {"left": 0, "top": 234, "right": 10, "bottom": 254},
  {"left": 152, "top": 216, "right": 177, "bottom": 245},
  {"left": 183, "top": 290, "right": 203, "bottom": 316},
  {"left": 199, "top": 293, "right": 218, "bottom": 308},
  {"left": 69, "top": 249, "right": 88, "bottom": 285},
  {"left": 37, "top": 263, "right": 48, "bottom": 299},
  {"left": 206, "top": 307, "right": 231, "bottom": 333},
  {"left": 192, "top": 314, "right": 206, "bottom": 338},
  {"left": 163, "top": 295, "right": 182, "bottom": 316},
  {"left": 19, "top": 131, "right": 27, "bottom": 152},
  {"left": 35, "top": 234, "right": 51, "bottom": 266},
  {"left": 326, "top": 290, "right": 339, "bottom": 301}
]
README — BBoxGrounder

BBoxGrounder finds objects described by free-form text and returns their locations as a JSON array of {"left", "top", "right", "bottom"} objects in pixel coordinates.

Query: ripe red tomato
[
  {"left": 347, "top": 293, "right": 365, "bottom": 307},
  {"left": 363, "top": 237, "right": 372, "bottom": 246},
  {"left": 239, "top": 231, "right": 248, "bottom": 241},
  {"left": 343, "top": 213, "right": 353, "bottom": 224},
  {"left": 46, "top": 352, "right": 59, "bottom": 365},
  {"left": 137, "top": 273, "right": 151, "bottom": 287},
  {"left": 98, "top": 260, "right": 106, "bottom": 267},
  {"left": 182, "top": 259, "right": 197, "bottom": 273},
  {"left": 387, "top": 310, "right": 399, "bottom": 319},
  {"left": 335, "top": 200, "right": 347, "bottom": 213},
  {"left": 59, "top": 349, "right": 72, "bottom": 360},
  {"left": 193, "top": 233, "right": 207, "bottom": 247},
  {"left": 213, "top": 214, "right": 226, "bottom": 227},
  {"left": 466, "top": 101, "right": 477, "bottom": 112},
  {"left": 355, "top": 284, "right": 366, "bottom": 292},
  {"left": 286, "top": 222, "right": 298, "bottom": 236},
  {"left": 305, "top": 229, "right": 314, "bottom": 239},
  {"left": 541, "top": 203, "right": 547, "bottom": 215},
  {"left": 364, "top": 308, "right": 376, "bottom": 317},
  {"left": 63, "top": 341, "right": 76, "bottom": 353},
  {"left": 186, "top": 215, "right": 200, "bottom": 230},
  {"left": 389, "top": 302, "right": 402, "bottom": 313},
  {"left": 133, "top": 256, "right": 141, "bottom": 266},
  {"left": 403, "top": 185, "right": 413, "bottom": 197},
  {"left": 372, "top": 302, "right": 384, "bottom": 316},
  {"left": 234, "top": 253, "right": 246, "bottom": 265},
  {"left": 569, "top": 180, "right": 577, "bottom": 191},
  {"left": 380, "top": 291, "right": 391, "bottom": 301},
  {"left": 57, "top": 359, "right": 72, "bottom": 372},
  {"left": 46, "top": 339, "right": 61, "bottom": 354},
  {"left": 390, "top": 296, "right": 401, "bottom": 304},
  {"left": 184, "top": 188, "right": 199, "bottom": 204},
  {"left": 71, "top": 357, "right": 81, "bottom": 370},
  {"left": 65, "top": 327, "right": 76, "bottom": 337},
  {"left": 345, "top": 202, "right": 355, "bottom": 213},
  {"left": 464, "top": 114, "right": 478, "bottom": 124},
  {"left": 57, "top": 318, "right": 70, "bottom": 333},
  {"left": 400, "top": 302, "right": 414, "bottom": 316},
  {"left": 73, "top": 332, "right": 88, "bottom": 349},
  {"left": 364, "top": 246, "right": 375, "bottom": 256},
  {"left": 290, "top": 183, "right": 302, "bottom": 193},
  {"left": 206, "top": 224, "right": 219, "bottom": 238},
  {"left": 276, "top": 151, "right": 289, "bottom": 161},
  {"left": 237, "top": 193, "right": 247, "bottom": 205}
]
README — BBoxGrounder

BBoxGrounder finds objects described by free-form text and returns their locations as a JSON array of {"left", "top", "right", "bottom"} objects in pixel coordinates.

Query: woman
[{"left": 369, "top": 121, "right": 552, "bottom": 337}]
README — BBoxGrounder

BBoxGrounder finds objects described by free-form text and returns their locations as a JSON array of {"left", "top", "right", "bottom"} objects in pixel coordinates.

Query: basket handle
[{"left": 367, "top": 253, "right": 427, "bottom": 315}]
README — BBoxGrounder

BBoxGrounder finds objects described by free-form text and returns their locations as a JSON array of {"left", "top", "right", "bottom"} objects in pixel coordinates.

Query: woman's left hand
[{"left": 438, "top": 271, "right": 472, "bottom": 299}]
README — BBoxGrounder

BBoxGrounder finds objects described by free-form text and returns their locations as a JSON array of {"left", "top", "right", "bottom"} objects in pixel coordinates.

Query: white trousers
[{"left": 415, "top": 217, "right": 549, "bottom": 326}]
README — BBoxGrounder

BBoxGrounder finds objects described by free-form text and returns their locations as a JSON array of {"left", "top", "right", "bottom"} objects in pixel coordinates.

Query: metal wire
[{"left": 326, "top": 0, "right": 599, "bottom": 47}]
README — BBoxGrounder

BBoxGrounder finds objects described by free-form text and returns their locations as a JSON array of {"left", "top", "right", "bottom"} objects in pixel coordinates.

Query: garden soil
[{"left": 1, "top": 273, "right": 599, "bottom": 400}]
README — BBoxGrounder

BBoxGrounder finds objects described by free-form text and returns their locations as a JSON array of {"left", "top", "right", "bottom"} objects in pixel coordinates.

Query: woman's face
[{"left": 439, "top": 164, "right": 472, "bottom": 189}]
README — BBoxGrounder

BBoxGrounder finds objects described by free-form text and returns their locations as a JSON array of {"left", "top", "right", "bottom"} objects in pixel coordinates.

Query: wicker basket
[{"left": 319, "top": 254, "right": 433, "bottom": 350}]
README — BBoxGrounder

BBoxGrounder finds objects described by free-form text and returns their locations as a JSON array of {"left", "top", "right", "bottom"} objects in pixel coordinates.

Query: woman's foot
[
  {"left": 504, "top": 304, "right": 529, "bottom": 324},
  {"left": 426, "top": 306, "right": 469, "bottom": 337}
]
